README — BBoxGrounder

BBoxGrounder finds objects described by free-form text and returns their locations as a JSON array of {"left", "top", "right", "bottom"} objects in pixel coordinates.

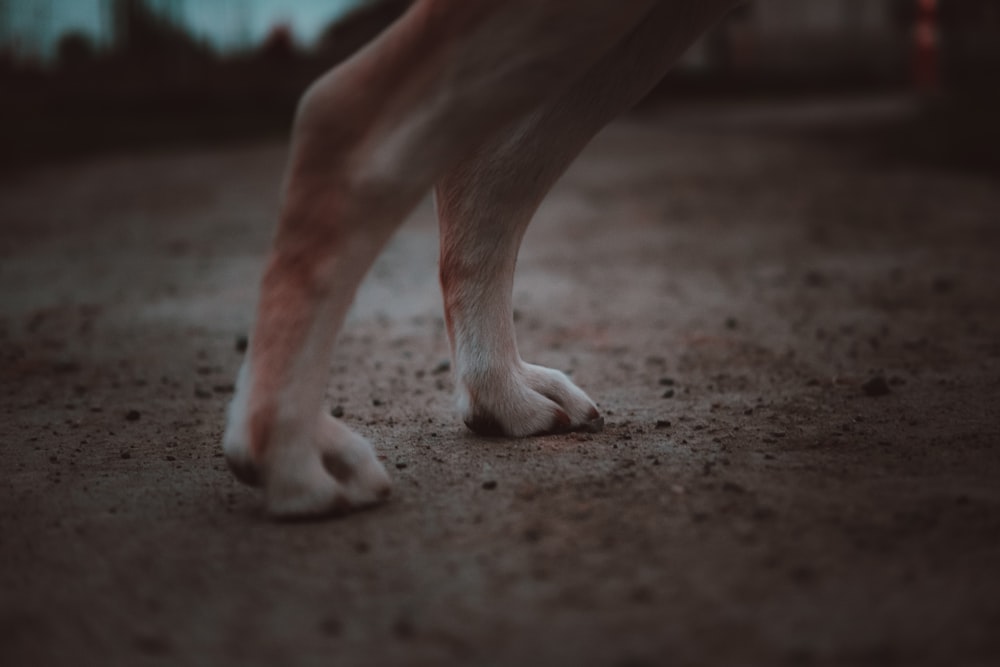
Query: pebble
[
  {"left": 319, "top": 617, "right": 342, "bottom": 637},
  {"left": 862, "top": 377, "right": 891, "bottom": 397},
  {"left": 52, "top": 361, "right": 81, "bottom": 374},
  {"left": 804, "top": 270, "right": 827, "bottom": 287},
  {"left": 392, "top": 616, "right": 415, "bottom": 640}
]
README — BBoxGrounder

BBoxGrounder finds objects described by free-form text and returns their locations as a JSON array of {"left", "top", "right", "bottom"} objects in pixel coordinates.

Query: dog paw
[
  {"left": 458, "top": 362, "right": 603, "bottom": 437},
  {"left": 223, "top": 412, "right": 391, "bottom": 518}
]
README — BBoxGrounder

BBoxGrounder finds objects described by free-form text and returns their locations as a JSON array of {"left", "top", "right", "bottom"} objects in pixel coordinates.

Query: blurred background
[{"left": 1, "top": 0, "right": 999, "bottom": 171}]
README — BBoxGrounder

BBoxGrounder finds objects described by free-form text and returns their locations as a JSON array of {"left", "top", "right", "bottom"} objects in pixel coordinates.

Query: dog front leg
[{"left": 435, "top": 0, "right": 739, "bottom": 437}]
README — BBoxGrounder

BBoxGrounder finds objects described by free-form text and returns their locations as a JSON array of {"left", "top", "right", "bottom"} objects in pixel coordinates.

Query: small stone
[
  {"left": 655, "top": 419, "right": 671, "bottom": 429},
  {"left": 482, "top": 480, "right": 497, "bottom": 490},
  {"left": 392, "top": 616, "right": 415, "bottom": 640},
  {"left": 861, "top": 377, "right": 891, "bottom": 397},
  {"left": 630, "top": 585, "right": 654, "bottom": 604},
  {"left": 52, "top": 361, "right": 81, "bottom": 374},
  {"left": 790, "top": 566, "right": 818, "bottom": 585},
  {"left": 319, "top": 617, "right": 342, "bottom": 637},
  {"left": 235, "top": 335, "right": 248, "bottom": 353},
  {"left": 803, "top": 270, "right": 827, "bottom": 287},
  {"left": 662, "top": 389, "right": 675, "bottom": 399},
  {"left": 125, "top": 410, "right": 141, "bottom": 421},
  {"left": 432, "top": 359, "right": 450, "bottom": 375},
  {"left": 330, "top": 405, "right": 345, "bottom": 418},
  {"left": 133, "top": 634, "right": 172, "bottom": 656},
  {"left": 658, "top": 377, "right": 676, "bottom": 386},
  {"left": 931, "top": 276, "right": 955, "bottom": 293}
]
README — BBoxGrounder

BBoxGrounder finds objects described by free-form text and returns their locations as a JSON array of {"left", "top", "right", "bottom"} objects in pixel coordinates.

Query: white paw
[
  {"left": 457, "top": 361, "right": 603, "bottom": 437},
  {"left": 223, "top": 377, "right": 391, "bottom": 518}
]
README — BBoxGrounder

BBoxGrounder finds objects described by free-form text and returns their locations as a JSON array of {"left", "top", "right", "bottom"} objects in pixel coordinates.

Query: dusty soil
[{"left": 1, "top": 96, "right": 999, "bottom": 667}]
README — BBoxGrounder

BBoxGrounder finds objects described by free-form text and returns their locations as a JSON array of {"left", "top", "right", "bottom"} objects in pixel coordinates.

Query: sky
[
  {"left": 0, "top": 0, "right": 369, "bottom": 59},
  {"left": 180, "top": 0, "right": 367, "bottom": 49}
]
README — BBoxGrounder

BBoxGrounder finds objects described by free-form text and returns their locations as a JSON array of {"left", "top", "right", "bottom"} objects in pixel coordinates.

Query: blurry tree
[
  {"left": 57, "top": 31, "right": 97, "bottom": 68},
  {"left": 110, "top": 0, "right": 210, "bottom": 64},
  {"left": 259, "top": 23, "right": 295, "bottom": 62},
  {"left": 0, "top": 46, "right": 13, "bottom": 77}
]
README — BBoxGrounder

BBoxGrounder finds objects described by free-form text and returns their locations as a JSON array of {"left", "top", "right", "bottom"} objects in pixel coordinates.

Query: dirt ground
[{"left": 1, "top": 96, "right": 999, "bottom": 667}]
